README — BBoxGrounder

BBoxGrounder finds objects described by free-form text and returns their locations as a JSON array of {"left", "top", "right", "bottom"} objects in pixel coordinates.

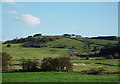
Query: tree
[
  {"left": 7, "top": 44, "right": 11, "bottom": 47},
  {"left": 57, "top": 57, "right": 73, "bottom": 72},
  {"left": 21, "top": 58, "right": 39, "bottom": 71},
  {"left": 40, "top": 57, "right": 73, "bottom": 72},
  {"left": 40, "top": 57, "right": 53, "bottom": 71},
  {"left": 2, "top": 52, "right": 12, "bottom": 72}
]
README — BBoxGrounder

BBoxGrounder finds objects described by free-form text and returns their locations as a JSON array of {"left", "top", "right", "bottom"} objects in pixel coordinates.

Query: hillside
[
  {"left": 2, "top": 35, "right": 118, "bottom": 60},
  {"left": 45, "top": 38, "right": 118, "bottom": 51},
  {"left": 2, "top": 44, "right": 68, "bottom": 60}
]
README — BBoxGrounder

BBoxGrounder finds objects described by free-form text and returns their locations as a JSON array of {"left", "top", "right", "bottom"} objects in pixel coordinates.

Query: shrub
[
  {"left": 81, "top": 68, "right": 105, "bottom": 75},
  {"left": 85, "top": 57, "right": 89, "bottom": 60},
  {"left": 7, "top": 44, "right": 11, "bottom": 47},
  {"left": 113, "top": 52, "right": 120, "bottom": 59},
  {"left": 40, "top": 57, "right": 73, "bottom": 72},
  {"left": 1, "top": 52, "right": 12, "bottom": 72},
  {"left": 21, "top": 58, "right": 39, "bottom": 71}
]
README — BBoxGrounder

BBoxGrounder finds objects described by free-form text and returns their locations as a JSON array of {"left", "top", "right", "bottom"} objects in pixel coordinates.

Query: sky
[{"left": 2, "top": 1, "right": 118, "bottom": 41}]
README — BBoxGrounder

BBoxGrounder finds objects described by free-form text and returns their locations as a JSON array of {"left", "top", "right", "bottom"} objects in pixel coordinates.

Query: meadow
[
  {"left": 2, "top": 72, "right": 119, "bottom": 82},
  {"left": 2, "top": 44, "right": 68, "bottom": 60}
]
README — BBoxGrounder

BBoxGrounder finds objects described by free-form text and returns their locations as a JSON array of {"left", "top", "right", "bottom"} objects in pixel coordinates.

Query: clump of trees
[
  {"left": 20, "top": 57, "right": 73, "bottom": 72},
  {"left": 99, "top": 43, "right": 119, "bottom": 59},
  {"left": 1, "top": 52, "right": 12, "bottom": 72},
  {"left": 21, "top": 58, "right": 39, "bottom": 72},
  {"left": 40, "top": 57, "right": 73, "bottom": 72}
]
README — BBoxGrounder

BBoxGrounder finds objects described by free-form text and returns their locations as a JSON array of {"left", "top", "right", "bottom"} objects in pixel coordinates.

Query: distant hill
[
  {"left": 3, "top": 34, "right": 118, "bottom": 51},
  {"left": 90, "top": 36, "right": 119, "bottom": 41},
  {"left": 2, "top": 34, "right": 119, "bottom": 59}
]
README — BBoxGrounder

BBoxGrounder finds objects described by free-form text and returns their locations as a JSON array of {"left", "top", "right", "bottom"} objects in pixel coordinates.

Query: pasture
[
  {"left": 2, "top": 72, "right": 119, "bottom": 82},
  {"left": 2, "top": 44, "right": 68, "bottom": 60}
]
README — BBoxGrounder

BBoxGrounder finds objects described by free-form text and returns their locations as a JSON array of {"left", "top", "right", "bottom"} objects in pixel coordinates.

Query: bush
[
  {"left": 1, "top": 52, "right": 12, "bottom": 72},
  {"left": 7, "top": 44, "right": 11, "bottom": 47},
  {"left": 21, "top": 58, "right": 39, "bottom": 71},
  {"left": 85, "top": 57, "right": 89, "bottom": 60},
  {"left": 81, "top": 68, "right": 105, "bottom": 75},
  {"left": 113, "top": 52, "right": 120, "bottom": 59},
  {"left": 40, "top": 57, "right": 73, "bottom": 72}
]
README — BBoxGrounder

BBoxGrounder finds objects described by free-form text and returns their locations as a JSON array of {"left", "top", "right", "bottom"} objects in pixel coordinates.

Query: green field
[
  {"left": 2, "top": 44, "right": 68, "bottom": 60},
  {"left": 72, "top": 59, "right": 119, "bottom": 72},
  {"left": 2, "top": 72, "right": 119, "bottom": 82}
]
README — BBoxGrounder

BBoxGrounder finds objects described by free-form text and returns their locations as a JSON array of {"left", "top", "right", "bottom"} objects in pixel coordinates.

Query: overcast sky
[{"left": 2, "top": 1, "right": 118, "bottom": 41}]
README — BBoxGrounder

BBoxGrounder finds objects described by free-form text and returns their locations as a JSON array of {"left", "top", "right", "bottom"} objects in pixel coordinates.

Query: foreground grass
[{"left": 2, "top": 72, "right": 119, "bottom": 82}]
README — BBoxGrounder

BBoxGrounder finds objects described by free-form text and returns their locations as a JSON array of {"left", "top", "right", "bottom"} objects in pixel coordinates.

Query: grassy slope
[
  {"left": 46, "top": 38, "right": 118, "bottom": 51},
  {"left": 46, "top": 38, "right": 86, "bottom": 50},
  {"left": 2, "top": 72, "right": 119, "bottom": 82},
  {"left": 2, "top": 44, "right": 68, "bottom": 60},
  {"left": 2, "top": 38, "right": 118, "bottom": 60}
]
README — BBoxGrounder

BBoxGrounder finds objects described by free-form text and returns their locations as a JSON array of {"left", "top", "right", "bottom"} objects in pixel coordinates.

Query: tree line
[
  {"left": 4, "top": 34, "right": 63, "bottom": 44},
  {"left": 4, "top": 35, "right": 64, "bottom": 48},
  {"left": 1, "top": 52, "right": 73, "bottom": 72}
]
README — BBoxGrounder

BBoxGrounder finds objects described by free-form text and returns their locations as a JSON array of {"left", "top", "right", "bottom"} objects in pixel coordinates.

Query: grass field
[
  {"left": 2, "top": 44, "right": 68, "bottom": 60},
  {"left": 72, "top": 59, "right": 119, "bottom": 72},
  {"left": 2, "top": 72, "right": 119, "bottom": 82}
]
